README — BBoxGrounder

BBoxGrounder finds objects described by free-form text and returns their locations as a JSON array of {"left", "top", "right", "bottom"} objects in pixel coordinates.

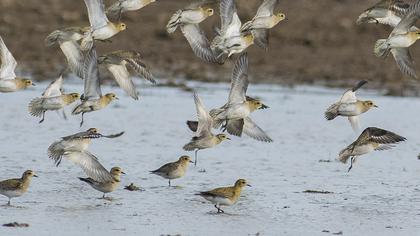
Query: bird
[
  {"left": 72, "top": 45, "right": 119, "bottom": 127},
  {"left": 45, "top": 27, "right": 87, "bottom": 79},
  {"left": 211, "top": 0, "right": 254, "bottom": 59},
  {"left": 374, "top": 0, "right": 420, "bottom": 78},
  {"left": 338, "top": 127, "right": 406, "bottom": 172},
  {"left": 183, "top": 92, "right": 230, "bottom": 166},
  {"left": 0, "top": 36, "right": 35, "bottom": 93},
  {"left": 206, "top": 53, "right": 272, "bottom": 142},
  {"left": 48, "top": 128, "right": 124, "bottom": 180},
  {"left": 196, "top": 179, "right": 251, "bottom": 213},
  {"left": 357, "top": 0, "right": 412, "bottom": 27},
  {"left": 167, "top": 1, "right": 222, "bottom": 64},
  {"left": 0, "top": 170, "right": 38, "bottom": 205},
  {"left": 325, "top": 80, "right": 377, "bottom": 132},
  {"left": 240, "top": 0, "right": 286, "bottom": 49},
  {"left": 80, "top": 0, "right": 127, "bottom": 50},
  {"left": 28, "top": 75, "right": 80, "bottom": 123},
  {"left": 98, "top": 50, "right": 156, "bottom": 100},
  {"left": 150, "top": 155, "right": 194, "bottom": 187},
  {"left": 106, "top": 0, "right": 156, "bottom": 20},
  {"left": 78, "top": 167, "right": 125, "bottom": 198}
]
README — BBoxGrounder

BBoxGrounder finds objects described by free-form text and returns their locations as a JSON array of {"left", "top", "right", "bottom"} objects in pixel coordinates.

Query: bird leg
[
  {"left": 347, "top": 156, "right": 355, "bottom": 172},
  {"left": 168, "top": 180, "right": 171, "bottom": 187},
  {"left": 194, "top": 150, "right": 198, "bottom": 166},
  {"left": 39, "top": 111, "right": 46, "bottom": 123},
  {"left": 7, "top": 199, "right": 10, "bottom": 205},
  {"left": 102, "top": 193, "right": 106, "bottom": 199},
  {"left": 214, "top": 204, "right": 224, "bottom": 213},
  {"left": 80, "top": 112, "right": 85, "bottom": 127}
]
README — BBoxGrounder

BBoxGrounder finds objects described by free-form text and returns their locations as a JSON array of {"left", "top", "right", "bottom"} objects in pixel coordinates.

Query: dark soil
[{"left": 1, "top": 0, "right": 420, "bottom": 95}]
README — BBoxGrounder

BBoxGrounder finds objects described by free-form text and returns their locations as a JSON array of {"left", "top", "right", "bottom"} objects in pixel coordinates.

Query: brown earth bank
[{"left": 1, "top": 0, "right": 420, "bottom": 95}]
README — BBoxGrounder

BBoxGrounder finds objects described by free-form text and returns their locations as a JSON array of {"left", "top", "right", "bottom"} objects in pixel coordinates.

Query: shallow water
[{"left": 0, "top": 80, "right": 420, "bottom": 236}]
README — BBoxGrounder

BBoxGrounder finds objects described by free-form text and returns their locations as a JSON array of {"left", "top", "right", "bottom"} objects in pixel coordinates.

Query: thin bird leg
[
  {"left": 102, "top": 193, "right": 106, "bottom": 199},
  {"left": 194, "top": 150, "right": 198, "bottom": 166},
  {"left": 62, "top": 110, "right": 68, "bottom": 120},
  {"left": 39, "top": 111, "right": 46, "bottom": 123},
  {"left": 214, "top": 204, "right": 224, "bottom": 213},
  {"left": 7, "top": 199, "right": 10, "bottom": 205},
  {"left": 347, "top": 156, "right": 355, "bottom": 172},
  {"left": 80, "top": 112, "right": 85, "bottom": 127},
  {"left": 168, "top": 180, "right": 171, "bottom": 187}
]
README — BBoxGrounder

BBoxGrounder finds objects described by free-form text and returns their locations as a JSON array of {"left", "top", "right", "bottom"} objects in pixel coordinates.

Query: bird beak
[
  {"left": 121, "top": 172, "right": 126, "bottom": 175},
  {"left": 374, "top": 104, "right": 378, "bottom": 108},
  {"left": 189, "top": 160, "right": 194, "bottom": 163},
  {"left": 247, "top": 184, "right": 252, "bottom": 187},
  {"left": 226, "top": 137, "right": 231, "bottom": 140},
  {"left": 115, "top": 97, "right": 119, "bottom": 100},
  {"left": 33, "top": 175, "right": 39, "bottom": 178},
  {"left": 260, "top": 104, "right": 269, "bottom": 109},
  {"left": 32, "top": 83, "right": 36, "bottom": 86}
]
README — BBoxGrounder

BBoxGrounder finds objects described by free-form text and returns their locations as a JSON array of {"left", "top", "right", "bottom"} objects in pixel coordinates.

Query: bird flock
[{"left": 0, "top": 0, "right": 415, "bottom": 214}]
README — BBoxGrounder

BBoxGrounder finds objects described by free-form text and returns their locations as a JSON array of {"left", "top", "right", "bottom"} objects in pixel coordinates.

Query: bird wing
[
  {"left": 355, "top": 127, "right": 406, "bottom": 145},
  {"left": 0, "top": 36, "right": 17, "bottom": 80},
  {"left": 180, "top": 24, "right": 222, "bottom": 64},
  {"left": 228, "top": 53, "right": 249, "bottom": 104},
  {"left": 339, "top": 80, "right": 367, "bottom": 103},
  {"left": 243, "top": 117, "right": 273, "bottom": 142},
  {"left": 124, "top": 55, "right": 156, "bottom": 84},
  {"left": 83, "top": 45, "right": 102, "bottom": 100},
  {"left": 392, "top": 1, "right": 420, "bottom": 34},
  {"left": 255, "top": 0, "right": 278, "bottom": 17},
  {"left": 83, "top": 0, "right": 109, "bottom": 30},
  {"left": 252, "top": 29, "right": 270, "bottom": 49},
  {"left": 65, "top": 150, "right": 113, "bottom": 182},
  {"left": 151, "top": 162, "right": 177, "bottom": 174},
  {"left": 348, "top": 116, "right": 360, "bottom": 132},
  {"left": 187, "top": 0, "right": 218, "bottom": 9},
  {"left": 202, "top": 186, "right": 234, "bottom": 198},
  {"left": 194, "top": 92, "right": 213, "bottom": 137},
  {"left": 42, "top": 75, "right": 64, "bottom": 97},
  {"left": 220, "top": 0, "right": 241, "bottom": 37},
  {"left": 107, "top": 63, "right": 138, "bottom": 100},
  {"left": 59, "top": 40, "right": 84, "bottom": 79},
  {"left": 0, "top": 178, "right": 22, "bottom": 191},
  {"left": 391, "top": 47, "right": 417, "bottom": 78}
]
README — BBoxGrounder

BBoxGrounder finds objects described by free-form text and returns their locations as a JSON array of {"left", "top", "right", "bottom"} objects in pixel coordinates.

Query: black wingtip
[
  {"left": 352, "top": 80, "right": 368, "bottom": 92},
  {"left": 186, "top": 120, "right": 198, "bottom": 132}
]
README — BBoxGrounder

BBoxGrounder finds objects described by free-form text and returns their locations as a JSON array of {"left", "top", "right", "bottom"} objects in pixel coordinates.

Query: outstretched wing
[
  {"left": 0, "top": 36, "right": 17, "bottom": 80},
  {"left": 228, "top": 53, "right": 249, "bottom": 104},
  {"left": 194, "top": 92, "right": 213, "bottom": 137},
  {"left": 255, "top": 0, "right": 278, "bottom": 17},
  {"left": 83, "top": 45, "right": 102, "bottom": 100},
  {"left": 83, "top": 0, "right": 109, "bottom": 30},
  {"left": 42, "top": 76, "right": 64, "bottom": 97},
  {"left": 65, "top": 151, "right": 113, "bottom": 182}
]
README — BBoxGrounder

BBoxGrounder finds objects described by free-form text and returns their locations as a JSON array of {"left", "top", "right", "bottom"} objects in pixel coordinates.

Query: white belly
[
  {"left": 352, "top": 144, "right": 375, "bottom": 156},
  {"left": 181, "top": 10, "right": 206, "bottom": 24},
  {"left": 93, "top": 26, "right": 117, "bottom": 40},
  {"left": 0, "top": 79, "right": 17, "bottom": 92},
  {"left": 338, "top": 103, "right": 360, "bottom": 116},
  {"left": 0, "top": 190, "right": 23, "bottom": 198},
  {"left": 389, "top": 34, "right": 416, "bottom": 48},
  {"left": 203, "top": 195, "right": 234, "bottom": 206},
  {"left": 226, "top": 104, "right": 250, "bottom": 119}
]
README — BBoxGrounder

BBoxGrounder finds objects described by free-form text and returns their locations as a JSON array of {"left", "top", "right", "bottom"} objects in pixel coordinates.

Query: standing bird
[
  {"left": 0, "top": 170, "right": 38, "bottom": 205},
  {"left": 183, "top": 93, "right": 230, "bottom": 166},
  {"left": 81, "top": 0, "right": 127, "bottom": 50},
  {"left": 374, "top": 1, "right": 420, "bottom": 78},
  {"left": 72, "top": 45, "right": 119, "bottom": 127},
  {"left": 106, "top": 0, "right": 156, "bottom": 20},
  {"left": 98, "top": 50, "right": 156, "bottom": 100},
  {"left": 338, "top": 127, "right": 406, "bottom": 172},
  {"left": 48, "top": 128, "right": 124, "bottom": 181},
  {"left": 325, "top": 80, "right": 377, "bottom": 132},
  {"left": 45, "top": 27, "right": 87, "bottom": 79},
  {"left": 0, "top": 36, "right": 34, "bottom": 93},
  {"left": 357, "top": 0, "right": 412, "bottom": 27},
  {"left": 211, "top": 0, "right": 254, "bottom": 59},
  {"left": 79, "top": 167, "right": 125, "bottom": 198},
  {"left": 196, "top": 179, "right": 251, "bottom": 213},
  {"left": 167, "top": 1, "right": 221, "bottom": 64},
  {"left": 241, "top": 0, "right": 286, "bottom": 49},
  {"left": 150, "top": 155, "right": 193, "bottom": 187},
  {"left": 28, "top": 75, "right": 80, "bottom": 123}
]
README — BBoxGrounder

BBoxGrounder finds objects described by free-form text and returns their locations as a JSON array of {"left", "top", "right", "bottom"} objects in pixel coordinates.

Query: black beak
[
  {"left": 121, "top": 172, "right": 126, "bottom": 175},
  {"left": 247, "top": 184, "right": 252, "bottom": 187},
  {"left": 33, "top": 175, "right": 39, "bottom": 178},
  {"left": 260, "top": 104, "right": 269, "bottom": 109}
]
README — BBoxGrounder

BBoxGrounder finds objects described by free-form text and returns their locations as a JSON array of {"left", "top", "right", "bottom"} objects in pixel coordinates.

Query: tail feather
[
  {"left": 28, "top": 98, "right": 45, "bottom": 117},
  {"left": 374, "top": 39, "right": 390, "bottom": 58},
  {"left": 325, "top": 103, "right": 339, "bottom": 120},
  {"left": 338, "top": 148, "right": 351, "bottom": 163},
  {"left": 78, "top": 177, "right": 94, "bottom": 184},
  {"left": 166, "top": 10, "right": 182, "bottom": 34}
]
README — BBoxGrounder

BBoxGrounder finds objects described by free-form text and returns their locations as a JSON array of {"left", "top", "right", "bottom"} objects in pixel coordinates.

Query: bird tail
[
  {"left": 183, "top": 141, "right": 196, "bottom": 151},
  {"left": 80, "top": 31, "right": 93, "bottom": 51},
  {"left": 324, "top": 103, "right": 339, "bottom": 120},
  {"left": 374, "top": 39, "right": 390, "bottom": 58},
  {"left": 186, "top": 120, "right": 198, "bottom": 132},
  {"left": 45, "top": 30, "right": 63, "bottom": 47},
  {"left": 47, "top": 141, "right": 65, "bottom": 166},
  {"left": 78, "top": 177, "right": 94, "bottom": 184},
  {"left": 28, "top": 98, "right": 45, "bottom": 117},
  {"left": 338, "top": 149, "right": 351, "bottom": 163},
  {"left": 166, "top": 10, "right": 182, "bottom": 34}
]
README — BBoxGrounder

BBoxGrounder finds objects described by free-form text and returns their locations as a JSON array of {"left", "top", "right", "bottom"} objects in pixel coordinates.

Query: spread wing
[
  {"left": 65, "top": 150, "right": 113, "bottom": 182},
  {"left": 0, "top": 36, "right": 17, "bottom": 80},
  {"left": 339, "top": 80, "right": 367, "bottom": 103},
  {"left": 391, "top": 47, "right": 417, "bottom": 78},
  {"left": 194, "top": 92, "right": 213, "bottom": 137},
  {"left": 220, "top": 0, "right": 241, "bottom": 37},
  {"left": 107, "top": 63, "right": 138, "bottom": 100},
  {"left": 83, "top": 0, "right": 109, "bottom": 30},
  {"left": 59, "top": 40, "right": 84, "bottom": 79},
  {"left": 256, "top": 0, "right": 278, "bottom": 17},
  {"left": 83, "top": 45, "right": 102, "bottom": 100},
  {"left": 228, "top": 53, "right": 249, "bottom": 104},
  {"left": 392, "top": 1, "right": 420, "bottom": 34},
  {"left": 181, "top": 24, "right": 222, "bottom": 64},
  {"left": 243, "top": 117, "right": 273, "bottom": 142},
  {"left": 355, "top": 127, "right": 406, "bottom": 145},
  {"left": 42, "top": 75, "right": 64, "bottom": 97}
]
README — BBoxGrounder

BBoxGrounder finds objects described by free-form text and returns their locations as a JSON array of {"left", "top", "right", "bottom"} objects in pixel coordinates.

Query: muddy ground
[{"left": 1, "top": 0, "right": 420, "bottom": 95}]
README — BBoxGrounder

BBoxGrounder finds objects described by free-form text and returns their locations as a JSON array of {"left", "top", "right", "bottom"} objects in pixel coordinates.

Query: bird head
[
  {"left": 105, "top": 93, "right": 119, "bottom": 101},
  {"left": 23, "top": 170, "right": 38, "bottom": 179},
  {"left": 235, "top": 179, "right": 251, "bottom": 188},
  {"left": 179, "top": 155, "right": 194, "bottom": 164},
  {"left": 110, "top": 167, "right": 126, "bottom": 176},
  {"left": 216, "top": 133, "right": 230, "bottom": 141}
]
